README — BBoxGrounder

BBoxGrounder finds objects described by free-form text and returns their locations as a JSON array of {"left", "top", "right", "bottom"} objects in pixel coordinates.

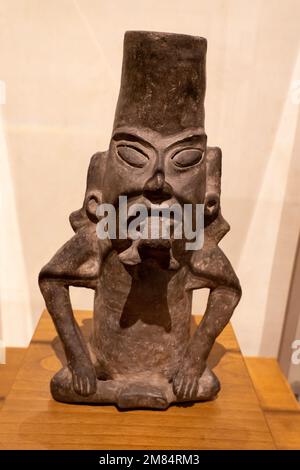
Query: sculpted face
[
  {"left": 99, "top": 127, "right": 208, "bottom": 267},
  {"left": 102, "top": 127, "right": 207, "bottom": 208}
]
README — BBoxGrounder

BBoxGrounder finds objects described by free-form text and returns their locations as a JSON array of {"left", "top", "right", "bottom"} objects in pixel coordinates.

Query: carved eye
[
  {"left": 172, "top": 148, "right": 203, "bottom": 168},
  {"left": 117, "top": 145, "right": 149, "bottom": 168}
]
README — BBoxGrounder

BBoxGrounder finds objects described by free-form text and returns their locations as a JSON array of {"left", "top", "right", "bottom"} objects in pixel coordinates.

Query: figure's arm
[
  {"left": 39, "top": 227, "right": 101, "bottom": 396},
  {"left": 173, "top": 245, "right": 241, "bottom": 399},
  {"left": 39, "top": 151, "right": 108, "bottom": 396}
]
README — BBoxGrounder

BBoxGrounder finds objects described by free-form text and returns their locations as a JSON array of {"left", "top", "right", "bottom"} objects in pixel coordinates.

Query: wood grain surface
[
  {"left": 0, "top": 311, "right": 276, "bottom": 450},
  {"left": 245, "top": 357, "right": 300, "bottom": 411},
  {"left": 0, "top": 348, "right": 25, "bottom": 410}
]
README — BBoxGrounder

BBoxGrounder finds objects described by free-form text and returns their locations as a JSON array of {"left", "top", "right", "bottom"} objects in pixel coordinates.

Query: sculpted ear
[
  {"left": 69, "top": 152, "right": 107, "bottom": 232},
  {"left": 69, "top": 189, "right": 103, "bottom": 229},
  {"left": 204, "top": 147, "right": 221, "bottom": 218},
  {"left": 86, "top": 190, "right": 103, "bottom": 223}
]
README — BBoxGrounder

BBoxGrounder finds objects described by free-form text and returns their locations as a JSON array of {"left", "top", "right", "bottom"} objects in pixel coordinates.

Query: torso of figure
[{"left": 91, "top": 251, "right": 193, "bottom": 381}]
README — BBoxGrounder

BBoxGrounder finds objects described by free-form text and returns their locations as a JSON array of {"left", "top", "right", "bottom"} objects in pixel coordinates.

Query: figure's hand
[
  {"left": 172, "top": 349, "right": 206, "bottom": 400},
  {"left": 69, "top": 358, "right": 97, "bottom": 397}
]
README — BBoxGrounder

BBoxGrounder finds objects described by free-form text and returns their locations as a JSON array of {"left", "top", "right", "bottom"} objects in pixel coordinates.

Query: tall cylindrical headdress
[{"left": 113, "top": 31, "right": 207, "bottom": 135}]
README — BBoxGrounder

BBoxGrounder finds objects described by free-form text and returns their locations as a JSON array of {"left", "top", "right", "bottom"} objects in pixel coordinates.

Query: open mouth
[
  {"left": 117, "top": 237, "right": 179, "bottom": 270},
  {"left": 113, "top": 199, "right": 182, "bottom": 269},
  {"left": 138, "top": 243, "right": 171, "bottom": 269}
]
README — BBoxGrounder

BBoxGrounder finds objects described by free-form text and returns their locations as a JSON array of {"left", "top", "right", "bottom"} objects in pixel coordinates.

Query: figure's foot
[
  {"left": 50, "top": 366, "right": 119, "bottom": 404},
  {"left": 50, "top": 366, "right": 75, "bottom": 401},
  {"left": 117, "top": 382, "right": 169, "bottom": 410},
  {"left": 173, "top": 366, "right": 220, "bottom": 402}
]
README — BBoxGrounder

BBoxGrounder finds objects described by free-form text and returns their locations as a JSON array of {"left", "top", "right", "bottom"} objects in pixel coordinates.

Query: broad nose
[{"left": 143, "top": 171, "right": 173, "bottom": 204}]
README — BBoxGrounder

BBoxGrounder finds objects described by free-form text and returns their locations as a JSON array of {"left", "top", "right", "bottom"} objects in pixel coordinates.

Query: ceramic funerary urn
[{"left": 39, "top": 31, "right": 241, "bottom": 409}]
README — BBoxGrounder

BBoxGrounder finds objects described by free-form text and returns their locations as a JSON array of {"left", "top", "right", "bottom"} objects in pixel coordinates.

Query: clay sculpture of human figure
[{"left": 39, "top": 31, "right": 241, "bottom": 409}]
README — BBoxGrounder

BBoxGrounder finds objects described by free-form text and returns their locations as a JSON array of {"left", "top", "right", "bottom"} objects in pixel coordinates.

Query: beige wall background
[{"left": 0, "top": 0, "right": 300, "bottom": 360}]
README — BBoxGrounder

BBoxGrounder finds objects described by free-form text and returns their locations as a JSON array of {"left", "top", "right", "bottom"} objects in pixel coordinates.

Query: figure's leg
[
  {"left": 115, "top": 370, "right": 219, "bottom": 408},
  {"left": 51, "top": 367, "right": 171, "bottom": 409},
  {"left": 116, "top": 375, "right": 173, "bottom": 410}
]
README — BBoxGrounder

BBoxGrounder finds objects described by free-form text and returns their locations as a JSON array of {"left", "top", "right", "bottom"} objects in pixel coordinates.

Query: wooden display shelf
[
  {"left": 0, "top": 310, "right": 276, "bottom": 450},
  {"left": 0, "top": 348, "right": 26, "bottom": 410}
]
